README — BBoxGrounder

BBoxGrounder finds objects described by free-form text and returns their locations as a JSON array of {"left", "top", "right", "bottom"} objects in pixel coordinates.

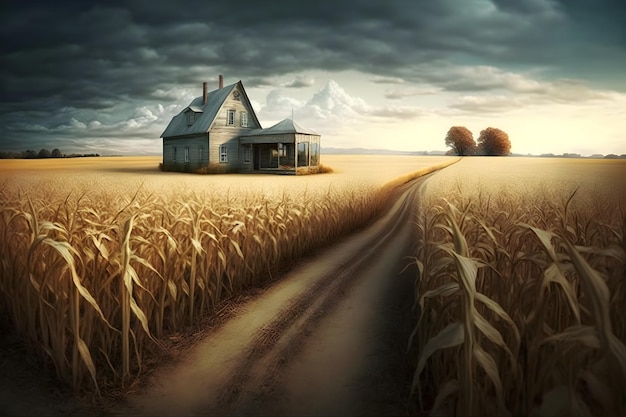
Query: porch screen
[
  {"left": 297, "top": 141, "right": 310, "bottom": 167},
  {"left": 310, "top": 140, "right": 320, "bottom": 165}
]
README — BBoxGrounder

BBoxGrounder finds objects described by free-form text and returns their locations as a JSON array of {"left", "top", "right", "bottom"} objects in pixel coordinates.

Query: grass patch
[{"left": 296, "top": 164, "right": 334, "bottom": 175}]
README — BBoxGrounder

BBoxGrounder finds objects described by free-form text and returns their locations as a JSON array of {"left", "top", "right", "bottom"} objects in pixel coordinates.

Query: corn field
[
  {"left": 0, "top": 178, "right": 394, "bottom": 394},
  {"left": 410, "top": 178, "right": 626, "bottom": 416}
]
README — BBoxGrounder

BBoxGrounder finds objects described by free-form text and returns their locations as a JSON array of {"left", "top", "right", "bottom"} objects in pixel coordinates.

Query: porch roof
[
  {"left": 239, "top": 135, "right": 294, "bottom": 145},
  {"left": 241, "top": 118, "right": 319, "bottom": 137}
]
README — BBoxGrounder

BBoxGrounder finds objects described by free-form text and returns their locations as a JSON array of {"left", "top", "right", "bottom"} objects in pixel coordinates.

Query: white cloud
[
  {"left": 151, "top": 86, "right": 196, "bottom": 101},
  {"left": 370, "top": 75, "right": 405, "bottom": 84},
  {"left": 70, "top": 118, "right": 87, "bottom": 129},
  {"left": 302, "top": 80, "right": 427, "bottom": 122},
  {"left": 281, "top": 75, "right": 315, "bottom": 88},
  {"left": 134, "top": 106, "right": 158, "bottom": 121},
  {"left": 385, "top": 87, "right": 441, "bottom": 100},
  {"left": 449, "top": 95, "right": 524, "bottom": 113},
  {"left": 51, "top": 118, "right": 87, "bottom": 131},
  {"left": 259, "top": 89, "right": 305, "bottom": 120},
  {"left": 303, "top": 80, "right": 368, "bottom": 120}
]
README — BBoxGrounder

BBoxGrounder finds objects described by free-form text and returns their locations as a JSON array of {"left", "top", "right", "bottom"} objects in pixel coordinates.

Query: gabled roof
[
  {"left": 161, "top": 81, "right": 260, "bottom": 138},
  {"left": 243, "top": 118, "right": 319, "bottom": 137}
]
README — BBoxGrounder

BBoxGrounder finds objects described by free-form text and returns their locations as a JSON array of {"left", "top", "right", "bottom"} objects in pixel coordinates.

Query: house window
[
  {"left": 233, "top": 91, "right": 241, "bottom": 101},
  {"left": 198, "top": 145, "right": 203, "bottom": 160},
  {"left": 186, "top": 112, "right": 194, "bottom": 125},
  {"left": 227, "top": 110, "right": 235, "bottom": 126},
  {"left": 220, "top": 145, "right": 228, "bottom": 163},
  {"left": 278, "top": 143, "right": 286, "bottom": 157},
  {"left": 241, "top": 112, "right": 248, "bottom": 127},
  {"left": 184, "top": 146, "right": 189, "bottom": 163},
  {"left": 172, "top": 147, "right": 177, "bottom": 162},
  {"left": 243, "top": 146, "right": 251, "bottom": 163}
]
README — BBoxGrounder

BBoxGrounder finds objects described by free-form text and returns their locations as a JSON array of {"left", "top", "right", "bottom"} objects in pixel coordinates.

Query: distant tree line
[
  {"left": 444, "top": 126, "right": 511, "bottom": 156},
  {"left": 538, "top": 153, "right": 626, "bottom": 159},
  {"left": 0, "top": 148, "right": 100, "bottom": 159}
]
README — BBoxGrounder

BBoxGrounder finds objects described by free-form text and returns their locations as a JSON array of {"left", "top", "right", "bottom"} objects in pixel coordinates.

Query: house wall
[
  {"left": 208, "top": 85, "right": 260, "bottom": 169},
  {"left": 162, "top": 135, "right": 208, "bottom": 172}
]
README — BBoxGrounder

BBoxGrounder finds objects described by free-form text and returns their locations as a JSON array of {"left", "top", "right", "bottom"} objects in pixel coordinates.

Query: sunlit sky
[{"left": 1, "top": 0, "right": 625, "bottom": 156}]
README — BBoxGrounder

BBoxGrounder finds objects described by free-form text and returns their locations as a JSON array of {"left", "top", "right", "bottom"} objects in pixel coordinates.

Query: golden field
[
  {"left": 1, "top": 153, "right": 624, "bottom": 415},
  {"left": 0, "top": 154, "right": 457, "bottom": 394},
  {"left": 0, "top": 155, "right": 455, "bottom": 197},
  {"left": 409, "top": 157, "right": 626, "bottom": 416}
]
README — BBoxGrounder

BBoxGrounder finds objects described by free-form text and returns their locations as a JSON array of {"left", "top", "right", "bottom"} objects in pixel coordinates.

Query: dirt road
[{"left": 112, "top": 175, "right": 428, "bottom": 417}]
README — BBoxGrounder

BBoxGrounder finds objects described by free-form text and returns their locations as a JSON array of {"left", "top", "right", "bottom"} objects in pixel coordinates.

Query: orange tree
[
  {"left": 444, "top": 126, "right": 477, "bottom": 156},
  {"left": 477, "top": 127, "right": 511, "bottom": 156}
]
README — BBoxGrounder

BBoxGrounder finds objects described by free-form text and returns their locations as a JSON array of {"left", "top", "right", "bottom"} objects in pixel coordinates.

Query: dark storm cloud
[
  {"left": 1, "top": 0, "right": 625, "bottom": 153},
  {"left": 553, "top": 0, "right": 626, "bottom": 42}
]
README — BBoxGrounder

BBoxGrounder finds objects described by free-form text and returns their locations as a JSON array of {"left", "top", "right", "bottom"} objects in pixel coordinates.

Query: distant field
[
  {"left": 421, "top": 156, "right": 626, "bottom": 210},
  {"left": 0, "top": 154, "right": 456, "bottom": 195}
]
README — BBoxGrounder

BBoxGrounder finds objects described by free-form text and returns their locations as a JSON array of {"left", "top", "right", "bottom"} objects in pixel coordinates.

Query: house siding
[
  {"left": 162, "top": 135, "right": 208, "bottom": 172},
  {"left": 207, "top": 86, "right": 259, "bottom": 169}
]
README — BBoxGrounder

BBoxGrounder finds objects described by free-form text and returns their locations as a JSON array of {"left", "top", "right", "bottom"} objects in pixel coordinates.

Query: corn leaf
[
  {"left": 76, "top": 336, "right": 100, "bottom": 396},
  {"left": 429, "top": 379, "right": 458, "bottom": 417},
  {"left": 542, "top": 325, "right": 600, "bottom": 349},
  {"left": 412, "top": 322, "right": 464, "bottom": 396}
]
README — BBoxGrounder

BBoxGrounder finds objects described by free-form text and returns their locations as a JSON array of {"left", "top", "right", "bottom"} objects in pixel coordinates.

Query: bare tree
[
  {"left": 477, "top": 127, "right": 511, "bottom": 156},
  {"left": 445, "top": 126, "right": 476, "bottom": 156}
]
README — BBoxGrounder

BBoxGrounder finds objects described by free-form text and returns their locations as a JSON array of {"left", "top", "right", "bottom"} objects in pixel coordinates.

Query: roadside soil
[{"left": 0, "top": 174, "right": 431, "bottom": 417}]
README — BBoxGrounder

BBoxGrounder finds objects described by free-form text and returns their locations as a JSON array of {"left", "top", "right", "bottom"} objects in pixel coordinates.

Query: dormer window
[
  {"left": 184, "top": 106, "right": 202, "bottom": 126},
  {"left": 233, "top": 91, "right": 241, "bottom": 101},
  {"left": 227, "top": 109, "right": 235, "bottom": 126},
  {"left": 186, "top": 112, "right": 195, "bottom": 125}
]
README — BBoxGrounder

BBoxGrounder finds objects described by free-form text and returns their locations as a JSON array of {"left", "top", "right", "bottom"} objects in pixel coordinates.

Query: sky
[{"left": 1, "top": 0, "right": 625, "bottom": 156}]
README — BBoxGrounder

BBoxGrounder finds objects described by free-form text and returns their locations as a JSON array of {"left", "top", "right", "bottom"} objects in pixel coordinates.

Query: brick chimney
[
  {"left": 219, "top": 74, "right": 224, "bottom": 89},
  {"left": 202, "top": 82, "right": 208, "bottom": 105}
]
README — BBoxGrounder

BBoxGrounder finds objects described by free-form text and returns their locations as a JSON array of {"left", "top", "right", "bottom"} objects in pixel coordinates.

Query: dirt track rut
[{"left": 117, "top": 175, "right": 430, "bottom": 417}]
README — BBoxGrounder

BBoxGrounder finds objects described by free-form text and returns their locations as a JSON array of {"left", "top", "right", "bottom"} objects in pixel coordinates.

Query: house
[{"left": 161, "top": 75, "right": 321, "bottom": 174}]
